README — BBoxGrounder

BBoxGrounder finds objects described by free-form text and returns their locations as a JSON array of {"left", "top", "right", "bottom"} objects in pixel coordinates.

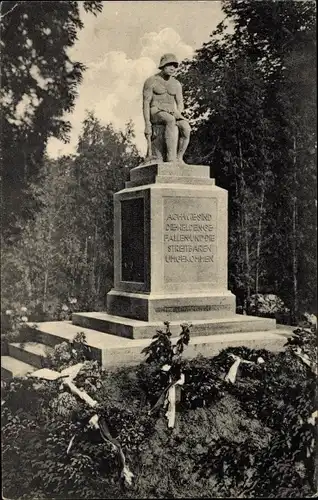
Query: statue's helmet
[{"left": 158, "top": 53, "right": 179, "bottom": 69}]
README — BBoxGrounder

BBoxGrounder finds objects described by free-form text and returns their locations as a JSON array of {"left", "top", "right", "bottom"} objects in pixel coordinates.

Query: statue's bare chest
[{"left": 152, "top": 77, "right": 177, "bottom": 97}]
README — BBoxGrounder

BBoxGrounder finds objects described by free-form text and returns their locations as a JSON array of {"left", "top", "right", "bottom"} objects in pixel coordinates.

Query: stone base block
[
  {"left": 100, "top": 330, "right": 288, "bottom": 368},
  {"left": 1, "top": 356, "right": 36, "bottom": 379},
  {"left": 125, "top": 162, "right": 214, "bottom": 188},
  {"left": 72, "top": 311, "right": 276, "bottom": 340},
  {"left": 106, "top": 290, "right": 236, "bottom": 322}
]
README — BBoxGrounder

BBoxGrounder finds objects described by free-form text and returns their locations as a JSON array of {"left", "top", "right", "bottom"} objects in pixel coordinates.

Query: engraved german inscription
[
  {"left": 164, "top": 197, "right": 217, "bottom": 283},
  {"left": 155, "top": 304, "right": 232, "bottom": 313}
]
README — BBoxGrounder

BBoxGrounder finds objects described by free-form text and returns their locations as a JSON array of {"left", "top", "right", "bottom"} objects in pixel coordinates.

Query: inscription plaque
[
  {"left": 164, "top": 197, "right": 217, "bottom": 283},
  {"left": 155, "top": 304, "right": 232, "bottom": 313},
  {"left": 121, "top": 198, "right": 145, "bottom": 282}
]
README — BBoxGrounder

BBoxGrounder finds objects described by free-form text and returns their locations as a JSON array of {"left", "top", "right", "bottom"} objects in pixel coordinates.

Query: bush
[
  {"left": 2, "top": 319, "right": 317, "bottom": 499},
  {"left": 1, "top": 298, "right": 81, "bottom": 357}
]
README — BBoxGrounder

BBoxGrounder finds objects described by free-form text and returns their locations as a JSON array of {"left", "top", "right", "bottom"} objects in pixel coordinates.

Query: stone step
[
  {"left": 99, "top": 330, "right": 290, "bottom": 368},
  {"left": 8, "top": 342, "right": 54, "bottom": 369},
  {"left": 24, "top": 321, "right": 138, "bottom": 363},
  {"left": 1, "top": 356, "right": 36, "bottom": 380},
  {"left": 72, "top": 311, "right": 277, "bottom": 339},
  {"left": 24, "top": 320, "right": 291, "bottom": 369}
]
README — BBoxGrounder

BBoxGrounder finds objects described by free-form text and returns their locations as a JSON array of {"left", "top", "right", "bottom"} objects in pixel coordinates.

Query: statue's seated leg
[
  {"left": 176, "top": 119, "right": 191, "bottom": 163},
  {"left": 151, "top": 111, "right": 178, "bottom": 162},
  {"left": 151, "top": 124, "right": 165, "bottom": 161}
]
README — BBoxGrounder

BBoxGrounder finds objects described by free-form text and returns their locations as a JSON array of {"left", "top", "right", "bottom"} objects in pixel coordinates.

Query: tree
[
  {"left": 1, "top": 113, "right": 141, "bottom": 314},
  {"left": 179, "top": 0, "right": 316, "bottom": 317},
  {"left": 70, "top": 112, "right": 141, "bottom": 308},
  {"left": 269, "top": 20, "right": 316, "bottom": 317},
  {"left": 0, "top": 0, "right": 103, "bottom": 238}
]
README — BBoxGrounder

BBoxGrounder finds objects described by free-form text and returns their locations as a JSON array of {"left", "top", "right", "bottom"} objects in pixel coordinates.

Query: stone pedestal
[
  {"left": 72, "top": 161, "right": 275, "bottom": 339},
  {"left": 107, "top": 162, "right": 236, "bottom": 323},
  {"left": 72, "top": 162, "right": 276, "bottom": 339}
]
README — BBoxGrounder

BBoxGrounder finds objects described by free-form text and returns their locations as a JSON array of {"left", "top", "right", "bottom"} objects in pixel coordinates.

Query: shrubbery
[
  {"left": 2, "top": 318, "right": 317, "bottom": 499},
  {"left": 1, "top": 297, "right": 81, "bottom": 356}
]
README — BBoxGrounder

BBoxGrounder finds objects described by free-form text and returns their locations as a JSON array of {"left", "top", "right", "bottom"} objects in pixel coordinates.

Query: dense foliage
[
  {"left": 179, "top": 0, "right": 317, "bottom": 319},
  {"left": 2, "top": 319, "right": 317, "bottom": 499},
  {"left": 1, "top": 114, "right": 141, "bottom": 318},
  {"left": 0, "top": 0, "right": 103, "bottom": 237}
]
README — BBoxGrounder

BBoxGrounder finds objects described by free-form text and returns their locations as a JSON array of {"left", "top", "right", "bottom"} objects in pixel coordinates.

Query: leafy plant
[
  {"left": 139, "top": 322, "right": 192, "bottom": 410},
  {"left": 1, "top": 305, "right": 34, "bottom": 355},
  {"left": 44, "top": 332, "right": 92, "bottom": 371},
  {"left": 141, "top": 321, "right": 191, "bottom": 366},
  {"left": 181, "top": 356, "right": 226, "bottom": 409},
  {"left": 141, "top": 321, "right": 174, "bottom": 365}
]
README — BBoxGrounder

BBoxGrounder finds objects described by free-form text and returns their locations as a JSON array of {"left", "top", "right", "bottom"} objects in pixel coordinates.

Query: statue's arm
[{"left": 143, "top": 78, "right": 153, "bottom": 135}]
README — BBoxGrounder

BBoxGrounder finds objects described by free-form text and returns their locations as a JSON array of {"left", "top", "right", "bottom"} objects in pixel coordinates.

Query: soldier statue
[{"left": 142, "top": 53, "right": 191, "bottom": 163}]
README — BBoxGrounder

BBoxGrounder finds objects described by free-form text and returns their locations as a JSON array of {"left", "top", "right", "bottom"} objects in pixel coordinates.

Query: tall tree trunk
[
  {"left": 244, "top": 209, "right": 251, "bottom": 313},
  {"left": 233, "top": 153, "right": 242, "bottom": 308},
  {"left": 255, "top": 185, "right": 265, "bottom": 314},
  {"left": 43, "top": 269, "right": 49, "bottom": 313},
  {"left": 238, "top": 137, "right": 251, "bottom": 313},
  {"left": 81, "top": 237, "right": 88, "bottom": 289},
  {"left": 292, "top": 135, "right": 298, "bottom": 321},
  {"left": 43, "top": 225, "right": 52, "bottom": 313},
  {"left": 90, "top": 224, "right": 98, "bottom": 302},
  {"left": 24, "top": 265, "right": 32, "bottom": 302}
]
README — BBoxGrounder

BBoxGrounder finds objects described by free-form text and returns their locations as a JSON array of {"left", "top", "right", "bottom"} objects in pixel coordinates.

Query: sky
[{"left": 46, "top": 1, "right": 225, "bottom": 159}]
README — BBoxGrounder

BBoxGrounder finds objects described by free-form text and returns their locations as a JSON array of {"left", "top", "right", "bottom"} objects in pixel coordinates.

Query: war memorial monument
[
  {"left": 67, "top": 53, "right": 288, "bottom": 366},
  {"left": 3, "top": 54, "right": 289, "bottom": 374}
]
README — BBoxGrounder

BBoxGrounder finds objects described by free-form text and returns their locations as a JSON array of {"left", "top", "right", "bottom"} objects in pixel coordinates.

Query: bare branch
[{"left": 0, "top": 1, "right": 19, "bottom": 20}]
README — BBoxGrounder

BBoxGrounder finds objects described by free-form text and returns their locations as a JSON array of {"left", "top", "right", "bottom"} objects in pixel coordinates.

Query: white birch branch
[{"left": 0, "top": 1, "right": 19, "bottom": 20}]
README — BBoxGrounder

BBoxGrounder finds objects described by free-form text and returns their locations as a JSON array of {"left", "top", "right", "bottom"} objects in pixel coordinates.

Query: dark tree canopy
[
  {"left": 179, "top": 0, "right": 316, "bottom": 317},
  {"left": 0, "top": 0, "right": 103, "bottom": 238}
]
